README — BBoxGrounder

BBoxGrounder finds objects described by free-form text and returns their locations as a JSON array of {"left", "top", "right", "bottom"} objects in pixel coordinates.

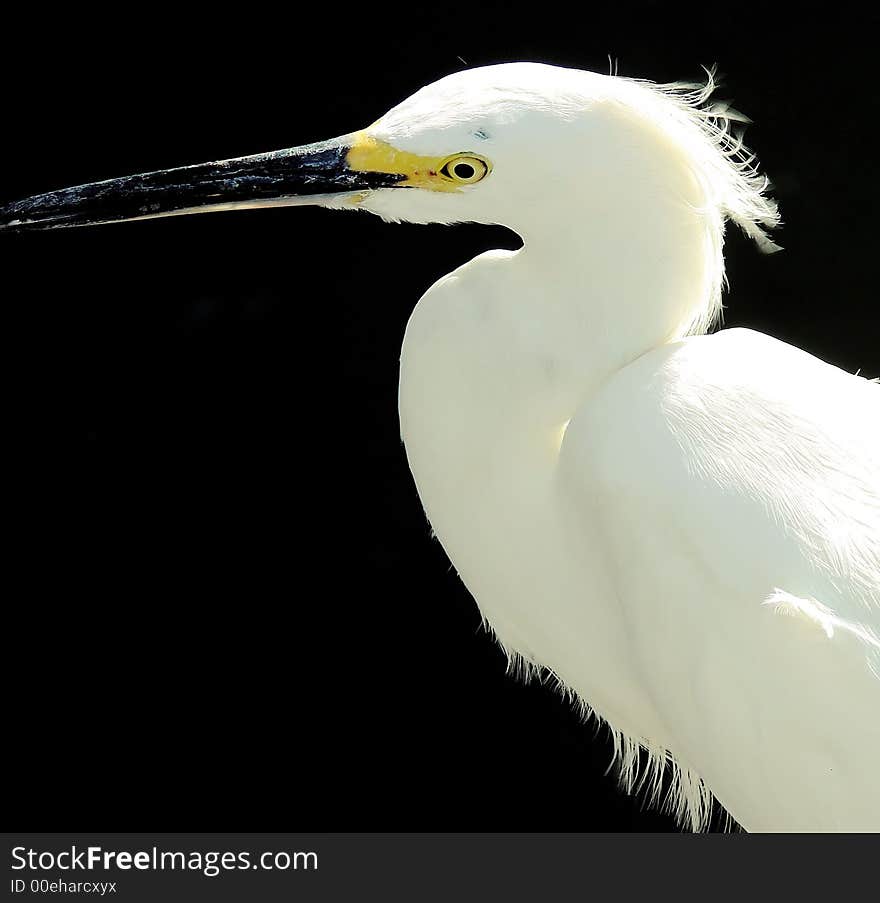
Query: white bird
[{"left": 3, "top": 62, "right": 878, "bottom": 832}]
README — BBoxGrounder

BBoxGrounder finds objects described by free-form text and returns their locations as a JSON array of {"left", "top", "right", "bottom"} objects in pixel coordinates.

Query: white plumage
[
  {"left": 4, "top": 61, "right": 877, "bottom": 831},
  {"left": 375, "top": 64, "right": 879, "bottom": 831}
]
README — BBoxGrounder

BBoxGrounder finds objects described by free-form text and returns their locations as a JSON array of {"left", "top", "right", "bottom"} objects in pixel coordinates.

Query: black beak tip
[
  {"left": 0, "top": 204, "right": 28, "bottom": 232},
  {"left": 0, "top": 195, "right": 67, "bottom": 232}
]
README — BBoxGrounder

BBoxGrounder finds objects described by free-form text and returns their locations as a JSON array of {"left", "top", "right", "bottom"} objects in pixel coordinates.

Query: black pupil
[{"left": 453, "top": 161, "right": 476, "bottom": 180}]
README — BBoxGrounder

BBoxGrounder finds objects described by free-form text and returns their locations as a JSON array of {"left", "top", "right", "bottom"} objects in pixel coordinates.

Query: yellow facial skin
[{"left": 346, "top": 132, "right": 491, "bottom": 192}]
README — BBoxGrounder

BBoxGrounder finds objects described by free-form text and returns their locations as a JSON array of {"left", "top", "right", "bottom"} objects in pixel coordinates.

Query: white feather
[{"left": 385, "top": 64, "right": 878, "bottom": 830}]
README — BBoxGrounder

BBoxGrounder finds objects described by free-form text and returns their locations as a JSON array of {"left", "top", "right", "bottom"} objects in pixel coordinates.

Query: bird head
[{"left": 0, "top": 62, "right": 777, "bottom": 257}]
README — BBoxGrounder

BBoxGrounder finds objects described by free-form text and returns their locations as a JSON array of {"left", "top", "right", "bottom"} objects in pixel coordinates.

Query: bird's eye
[{"left": 438, "top": 154, "right": 490, "bottom": 184}]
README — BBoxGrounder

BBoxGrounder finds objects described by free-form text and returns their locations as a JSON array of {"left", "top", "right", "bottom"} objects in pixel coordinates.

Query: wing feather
[{"left": 562, "top": 327, "right": 880, "bottom": 829}]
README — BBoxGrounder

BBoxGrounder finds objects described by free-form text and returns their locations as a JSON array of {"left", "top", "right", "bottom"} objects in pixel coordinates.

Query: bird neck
[{"left": 511, "top": 139, "right": 720, "bottom": 398}]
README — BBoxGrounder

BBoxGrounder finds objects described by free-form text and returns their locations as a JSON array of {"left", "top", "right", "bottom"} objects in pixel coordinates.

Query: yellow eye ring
[{"left": 438, "top": 154, "right": 491, "bottom": 184}]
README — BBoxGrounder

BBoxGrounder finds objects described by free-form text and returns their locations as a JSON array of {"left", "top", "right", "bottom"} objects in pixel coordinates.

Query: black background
[{"left": 4, "top": 2, "right": 877, "bottom": 832}]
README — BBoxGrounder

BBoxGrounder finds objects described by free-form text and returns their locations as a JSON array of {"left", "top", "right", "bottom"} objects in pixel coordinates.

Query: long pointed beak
[{"left": 0, "top": 135, "right": 405, "bottom": 232}]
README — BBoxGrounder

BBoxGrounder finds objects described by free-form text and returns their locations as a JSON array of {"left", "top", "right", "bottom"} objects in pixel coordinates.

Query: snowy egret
[{"left": 2, "top": 63, "right": 878, "bottom": 832}]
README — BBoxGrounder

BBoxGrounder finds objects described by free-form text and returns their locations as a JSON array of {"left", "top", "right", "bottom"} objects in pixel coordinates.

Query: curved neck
[{"left": 503, "top": 112, "right": 721, "bottom": 404}]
